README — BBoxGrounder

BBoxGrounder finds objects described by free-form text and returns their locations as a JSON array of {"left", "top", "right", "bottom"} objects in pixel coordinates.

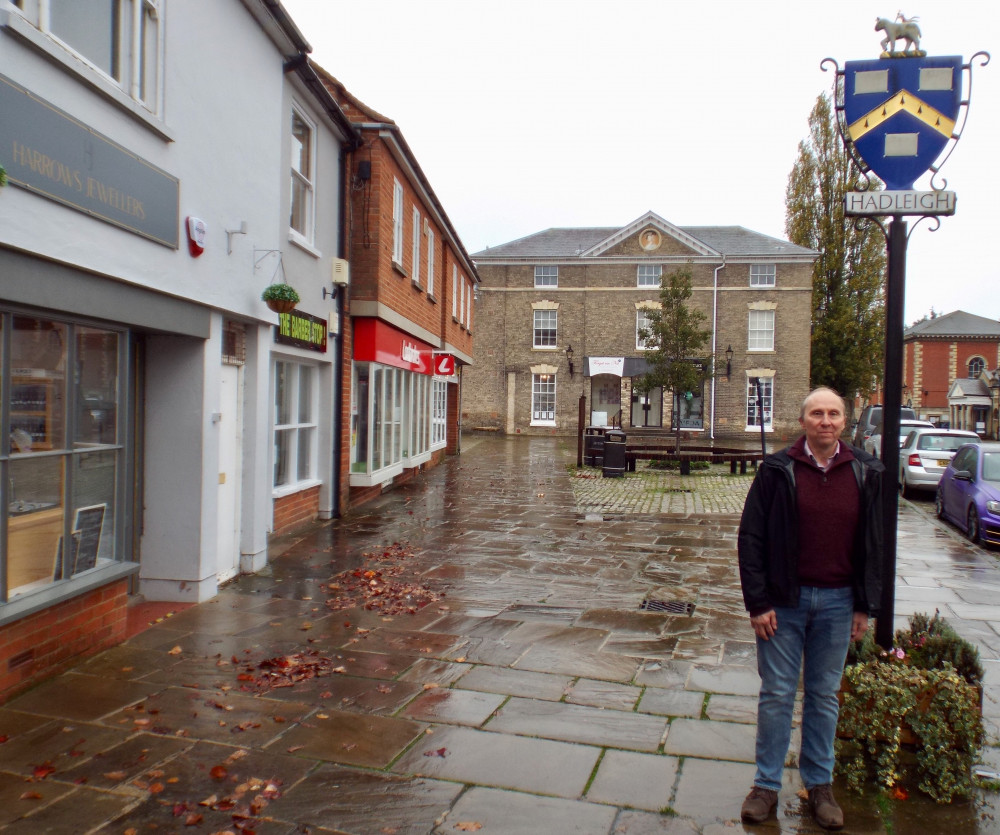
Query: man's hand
[
  {"left": 751, "top": 610, "right": 778, "bottom": 640},
  {"left": 851, "top": 612, "right": 870, "bottom": 642}
]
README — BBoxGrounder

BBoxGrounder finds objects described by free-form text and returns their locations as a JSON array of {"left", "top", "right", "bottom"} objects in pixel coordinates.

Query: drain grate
[{"left": 640, "top": 599, "right": 696, "bottom": 615}]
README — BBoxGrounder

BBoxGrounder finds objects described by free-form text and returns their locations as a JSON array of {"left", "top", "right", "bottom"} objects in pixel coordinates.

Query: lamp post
[
  {"left": 565, "top": 344, "right": 575, "bottom": 378},
  {"left": 725, "top": 345, "right": 733, "bottom": 380},
  {"left": 990, "top": 374, "right": 1000, "bottom": 440}
]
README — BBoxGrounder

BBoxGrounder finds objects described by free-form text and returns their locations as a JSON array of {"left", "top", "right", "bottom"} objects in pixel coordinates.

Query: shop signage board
[
  {"left": 0, "top": 74, "right": 180, "bottom": 247},
  {"left": 275, "top": 310, "right": 327, "bottom": 353}
]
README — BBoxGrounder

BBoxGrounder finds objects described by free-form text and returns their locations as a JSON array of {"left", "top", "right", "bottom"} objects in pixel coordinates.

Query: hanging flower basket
[{"left": 261, "top": 283, "right": 299, "bottom": 314}]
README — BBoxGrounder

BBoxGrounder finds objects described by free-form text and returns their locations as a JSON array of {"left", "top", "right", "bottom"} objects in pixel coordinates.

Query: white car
[
  {"left": 864, "top": 418, "right": 935, "bottom": 457},
  {"left": 899, "top": 428, "right": 980, "bottom": 497}
]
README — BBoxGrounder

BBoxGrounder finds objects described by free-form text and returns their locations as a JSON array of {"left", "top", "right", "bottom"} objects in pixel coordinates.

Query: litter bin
[
  {"left": 584, "top": 426, "right": 605, "bottom": 467},
  {"left": 602, "top": 429, "right": 626, "bottom": 478}
]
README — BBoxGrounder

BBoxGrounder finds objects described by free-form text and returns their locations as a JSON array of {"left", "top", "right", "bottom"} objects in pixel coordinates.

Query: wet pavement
[{"left": 3, "top": 435, "right": 1000, "bottom": 833}]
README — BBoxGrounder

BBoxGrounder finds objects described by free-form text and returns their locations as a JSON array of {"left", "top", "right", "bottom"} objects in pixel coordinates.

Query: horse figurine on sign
[{"left": 876, "top": 14, "right": 922, "bottom": 55}]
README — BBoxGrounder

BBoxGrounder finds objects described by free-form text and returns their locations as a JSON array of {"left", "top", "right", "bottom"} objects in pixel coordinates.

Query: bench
[{"left": 623, "top": 444, "right": 762, "bottom": 475}]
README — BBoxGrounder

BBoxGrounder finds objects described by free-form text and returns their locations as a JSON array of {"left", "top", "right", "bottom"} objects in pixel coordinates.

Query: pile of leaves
[
  {"left": 323, "top": 542, "right": 443, "bottom": 615},
  {"left": 237, "top": 650, "right": 347, "bottom": 693}
]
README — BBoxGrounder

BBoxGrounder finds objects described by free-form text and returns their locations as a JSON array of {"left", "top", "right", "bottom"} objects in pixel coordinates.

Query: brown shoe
[
  {"left": 741, "top": 786, "right": 778, "bottom": 823},
  {"left": 808, "top": 784, "right": 844, "bottom": 830}
]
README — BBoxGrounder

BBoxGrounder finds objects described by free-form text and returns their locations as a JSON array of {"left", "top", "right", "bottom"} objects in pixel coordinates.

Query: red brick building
[
  {"left": 904, "top": 310, "right": 1000, "bottom": 427},
  {"left": 316, "top": 67, "right": 478, "bottom": 510}
]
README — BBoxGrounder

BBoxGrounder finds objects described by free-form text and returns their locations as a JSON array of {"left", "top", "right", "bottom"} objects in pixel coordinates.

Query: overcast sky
[{"left": 281, "top": 0, "right": 998, "bottom": 325}]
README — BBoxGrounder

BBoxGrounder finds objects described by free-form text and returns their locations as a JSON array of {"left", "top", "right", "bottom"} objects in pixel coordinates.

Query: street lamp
[
  {"left": 990, "top": 373, "right": 1000, "bottom": 439},
  {"left": 565, "top": 344, "right": 575, "bottom": 378},
  {"left": 725, "top": 345, "right": 733, "bottom": 380}
]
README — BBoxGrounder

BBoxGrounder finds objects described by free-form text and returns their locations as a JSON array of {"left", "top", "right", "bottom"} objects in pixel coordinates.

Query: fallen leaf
[
  {"left": 423, "top": 683, "right": 440, "bottom": 690},
  {"left": 423, "top": 747, "right": 447, "bottom": 758},
  {"left": 454, "top": 824, "right": 483, "bottom": 832},
  {"left": 32, "top": 763, "right": 56, "bottom": 780},
  {"left": 19, "top": 791, "right": 43, "bottom": 800},
  {"left": 210, "top": 765, "right": 228, "bottom": 780},
  {"left": 892, "top": 786, "right": 909, "bottom": 800},
  {"left": 300, "top": 622, "right": 313, "bottom": 631},
  {"left": 287, "top": 745, "right": 305, "bottom": 753},
  {"left": 149, "top": 782, "right": 164, "bottom": 794},
  {"left": 199, "top": 794, "right": 218, "bottom": 806},
  {"left": 168, "top": 646, "right": 183, "bottom": 655},
  {"left": 0, "top": 734, "right": 8, "bottom": 744},
  {"left": 104, "top": 771, "right": 127, "bottom": 781},
  {"left": 184, "top": 812, "right": 204, "bottom": 825}
]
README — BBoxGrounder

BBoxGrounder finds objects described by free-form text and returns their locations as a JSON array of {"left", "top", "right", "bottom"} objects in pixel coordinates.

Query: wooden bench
[{"left": 623, "top": 444, "right": 762, "bottom": 475}]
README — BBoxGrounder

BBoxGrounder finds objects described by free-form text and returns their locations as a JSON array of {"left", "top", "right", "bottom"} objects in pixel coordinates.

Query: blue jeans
[{"left": 753, "top": 586, "right": 854, "bottom": 791}]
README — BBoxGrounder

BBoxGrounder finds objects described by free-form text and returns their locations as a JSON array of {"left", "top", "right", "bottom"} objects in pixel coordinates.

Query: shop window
[
  {"left": 273, "top": 361, "right": 318, "bottom": 489},
  {"left": 11, "top": 0, "right": 162, "bottom": 111},
  {"left": 3, "top": 315, "right": 125, "bottom": 601},
  {"left": 532, "top": 374, "right": 556, "bottom": 425},
  {"left": 289, "top": 107, "right": 315, "bottom": 243},
  {"left": 746, "top": 377, "right": 774, "bottom": 432},
  {"left": 432, "top": 379, "right": 447, "bottom": 447}
]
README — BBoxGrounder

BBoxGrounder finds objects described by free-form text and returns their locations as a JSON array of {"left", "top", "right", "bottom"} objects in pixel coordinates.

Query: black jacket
[{"left": 737, "top": 441, "right": 884, "bottom": 617}]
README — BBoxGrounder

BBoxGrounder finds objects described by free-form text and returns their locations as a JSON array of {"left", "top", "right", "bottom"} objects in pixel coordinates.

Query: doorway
[{"left": 216, "top": 363, "right": 242, "bottom": 582}]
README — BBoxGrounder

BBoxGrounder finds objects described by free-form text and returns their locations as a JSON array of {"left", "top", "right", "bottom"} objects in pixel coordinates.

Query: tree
[
  {"left": 637, "top": 266, "right": 712, "bottom": 452},
  {"left": 785, "top": 93, "right": 886, "bottom": 415}
]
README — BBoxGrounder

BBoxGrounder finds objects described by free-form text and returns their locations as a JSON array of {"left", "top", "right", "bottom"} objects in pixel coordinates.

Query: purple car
[{"left": 936, "top": 442, "right": 1000, "bottom": 547}]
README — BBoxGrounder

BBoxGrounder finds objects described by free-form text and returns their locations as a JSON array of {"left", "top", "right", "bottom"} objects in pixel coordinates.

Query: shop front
[
  {"left": 585, "top": 356, "right": 706, "bottom": 432},
  {"left": 349, "top": 319, "right": 450, "bottom": 489}
]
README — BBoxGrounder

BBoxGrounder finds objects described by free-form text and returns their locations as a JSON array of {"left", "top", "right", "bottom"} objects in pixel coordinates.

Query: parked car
[
  {"left": 898, "top": 428, "right": 980, "bottom": 497},
  {"left": 864, "top": 418, "right": 934, "bottom": 456},
  {"left": 936, "top": 442, "right": 1000, "bottom": 546},
  {"left": 852, "top": 405, "right": 917, "bottom": 449}
]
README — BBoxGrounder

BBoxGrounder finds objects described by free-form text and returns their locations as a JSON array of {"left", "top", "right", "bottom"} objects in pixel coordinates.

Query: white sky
[{"left": 280, "top": 0, "right": 999, "bottom": 325}]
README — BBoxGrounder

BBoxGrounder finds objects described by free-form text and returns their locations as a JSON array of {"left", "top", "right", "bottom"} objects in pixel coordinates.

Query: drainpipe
[{"left": 709, "top": 259, "right": 725, "bottom": 440}]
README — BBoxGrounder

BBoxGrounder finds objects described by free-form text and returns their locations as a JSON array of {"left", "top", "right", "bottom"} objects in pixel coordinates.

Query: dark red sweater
[{"left": 788, "top": 438, "right": 860, "bottom": 588}]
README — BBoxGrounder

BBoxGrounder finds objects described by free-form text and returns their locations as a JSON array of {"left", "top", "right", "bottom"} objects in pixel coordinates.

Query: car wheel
[
  {"left": 968, "top": 507, "right": 982, "bottom": 545},
  {"left": 935, "top": 490, "right": 946, "bottom": 518},
  {"left": 899, "top": 474, "right": 910, "bottom": 499}
]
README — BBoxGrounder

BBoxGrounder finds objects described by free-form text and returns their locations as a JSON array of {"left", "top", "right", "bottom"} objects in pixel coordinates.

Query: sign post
[{"left": 826, "top": 29, "right": 988, "bottom": 648}]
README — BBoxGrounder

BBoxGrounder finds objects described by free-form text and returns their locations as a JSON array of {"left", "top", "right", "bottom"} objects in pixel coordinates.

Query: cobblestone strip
[{"left": 570, "top": 462, "right": 755, "bottom": 516}]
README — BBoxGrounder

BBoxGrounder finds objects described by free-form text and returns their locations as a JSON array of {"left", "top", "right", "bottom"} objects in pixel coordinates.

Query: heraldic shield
[{"left": 844, "top": 55, "right": 962, "bottom": 190}]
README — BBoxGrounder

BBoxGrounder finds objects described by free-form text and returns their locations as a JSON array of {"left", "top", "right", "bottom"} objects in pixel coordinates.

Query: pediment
[{"left": 581, "top": 211, "right": 720, "bottom": 258}]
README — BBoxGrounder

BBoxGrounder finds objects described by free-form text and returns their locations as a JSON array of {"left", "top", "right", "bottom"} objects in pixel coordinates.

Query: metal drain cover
[{"left": 640, "top": 599, "right": 695, "bottom": 615}]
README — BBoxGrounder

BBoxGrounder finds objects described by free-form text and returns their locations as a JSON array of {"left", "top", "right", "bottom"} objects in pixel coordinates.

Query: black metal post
[
  {"left": 876, "top": 216, "right": 907, "bottom": 649},
  {"left": 754, "top": 377, "right": 767, "bottom": 460},
  {"left": 577, "top": 394, "right": 586, "bottom": 467}
]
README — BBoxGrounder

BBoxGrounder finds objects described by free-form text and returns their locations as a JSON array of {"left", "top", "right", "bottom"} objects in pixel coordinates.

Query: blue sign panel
[{"left": 843, "top": 56, "right": 962, "bottom": 190}]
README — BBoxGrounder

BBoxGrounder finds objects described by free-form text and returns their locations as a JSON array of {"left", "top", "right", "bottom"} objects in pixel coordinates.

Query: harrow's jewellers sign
[{"left": 0, "top": 74, "right": 179, "bottom": 247}]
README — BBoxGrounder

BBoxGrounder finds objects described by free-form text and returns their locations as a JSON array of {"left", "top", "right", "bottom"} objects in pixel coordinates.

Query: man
[{"left": 738, "top": 387, "right": 884, "bottom": 830}]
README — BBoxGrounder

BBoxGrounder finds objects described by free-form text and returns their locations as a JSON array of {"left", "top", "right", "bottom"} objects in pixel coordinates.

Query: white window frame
[
  {"left": 745, "top": 376, "right": 774, "bottom": 433},
  {"left": 466, "top": 282, "right": 473, "bottom": 332},
  {"left": 452, "top": 265, "right": 459, "bottom": 319},
  {"left": 636, "top": 309, "right": 656, "bottom": 350},
  {"left": 392, "top": 178, "right": 404, "bottom": 266},
  {"left": 531, "top": 373, "right": 557, "bottom": 426},
  {"left": 748, "top": 309, "right": 775, "bottom": 352},
  {"left": 289, "top": 104, "right": 316, "bottom": 245},
  {"left": 637, "top": 264, "right": 662, "bottom": 288},
  {"left": 431, "top": 379, "right": 448, "bottom": 448},
  {"left": 411, "top": 208, "right": 422, "bottom": 286},
  {"left": 534, "top": 266, "right": 558, "bottom": 287},
  {"left": 533, "top": 309, "right": 557, "bottom": 349},
  {"left": 426, "top": 229, "right": 436, "bottom": 297},
  {"left": 272, "top": 360, "right": 321, "bottom": 496},
  {"left": 8, "top": 0, "right": 164, "bottom": 116},
  {"left": 969, "top": 357, "right": 986, "bottom": 378},
  {"left": 750, "top": 264, "right": 776, "bottom": 287},
  {"left": 459, "top": 275, "right": 466, "bottom": 326}
]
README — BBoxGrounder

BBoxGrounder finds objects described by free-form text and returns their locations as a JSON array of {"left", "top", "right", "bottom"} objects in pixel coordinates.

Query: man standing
[{"left": 738, "top": 387, "right": 884, "bottom": 830}]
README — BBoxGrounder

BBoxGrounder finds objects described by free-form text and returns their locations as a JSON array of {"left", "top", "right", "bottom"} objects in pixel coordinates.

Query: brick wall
[
  {"left": 272, "top": 486, "right": 320, "bottom": 536},
  {"left": 0, "top": 580, "right": 128, "bottom": 704}
]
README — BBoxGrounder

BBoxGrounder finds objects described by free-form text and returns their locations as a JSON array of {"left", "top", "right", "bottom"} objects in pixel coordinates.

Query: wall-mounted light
[
  {"left": 226, "top": 220, "right": 247, "bottom": 255},
  {"left": 566, "top": 344, "right": 575, "bottom": 378},
  {"left": 725, "top": 345, "right": 734, "bottom": 380}
]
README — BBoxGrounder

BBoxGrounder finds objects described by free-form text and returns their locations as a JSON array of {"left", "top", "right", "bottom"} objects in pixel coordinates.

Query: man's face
[{"left": 800, "top": 391, "right": 847, "bottom": 450}]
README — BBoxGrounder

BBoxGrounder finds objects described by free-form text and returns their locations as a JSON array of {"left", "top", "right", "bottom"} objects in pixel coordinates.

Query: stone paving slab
[
  {"left": 453, "top": 665, "right": 573, "bottom": 701},
  {"left": 391, "top": 725, "right": 600, "bottom": 798},
  {"left": 488, "top": 696, "right": 668, "bottom": 751},
  {"left": 587, "top": 749, "right": 679, "bottom": 812},
  {"left": 663, "top": 718, "right": 756, "bottom": 762},
  {"left": 435, "top": 786, "right": 618, "bottom": 834}
]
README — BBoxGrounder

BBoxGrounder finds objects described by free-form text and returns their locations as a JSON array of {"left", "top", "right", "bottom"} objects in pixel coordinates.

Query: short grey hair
[{"left": 800, "top": 386, "right": 847, "bottom": 420}]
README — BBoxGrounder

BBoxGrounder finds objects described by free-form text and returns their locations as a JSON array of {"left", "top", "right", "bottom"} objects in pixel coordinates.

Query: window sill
[
  {"left": 2, "top": 11, "right": 174, "bottom": 141},
  {"left": 746, "top": 349, "right": 776, "bottom": 354},
  {"left": 744, "top": 426, "right": 775, "bottom": 433},
  {"left": 272, "top": 478, "right": 322, "bottom": 499},
  {"left": 530, "top": 420, "right": 557, "bottom": 427},
  {"left": 288, "top": 233, "right": 321, "bottom": 258},
  {"left": 532, "top": 346, "right": 559, "bottom": 351},
  {"left": 403, "top": 451, "right": 432, "bottom": 468},
  {"left": 349, "top": 462, "right": 404, "bottom": 487},
  {"left": 392, "top": 261, "right": 409, "bottom": 279},
  {"left": 427, "top": 293, "right": 438, "bottom": 304}
]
